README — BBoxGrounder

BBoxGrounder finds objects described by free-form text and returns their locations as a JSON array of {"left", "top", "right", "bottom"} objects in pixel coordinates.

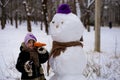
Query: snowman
[{"left": 48, "top": 4, "right": 87, "bottom": 80}]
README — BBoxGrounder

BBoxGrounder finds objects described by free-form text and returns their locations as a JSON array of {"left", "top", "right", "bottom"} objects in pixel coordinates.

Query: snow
[{"left": 0, "top": 21, "right": 120, "bottom": 80}]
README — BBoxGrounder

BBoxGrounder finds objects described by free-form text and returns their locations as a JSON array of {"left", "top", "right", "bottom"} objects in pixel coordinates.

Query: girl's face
[{"left": 26, "top": 39, "right": 35, "bottom": 49}]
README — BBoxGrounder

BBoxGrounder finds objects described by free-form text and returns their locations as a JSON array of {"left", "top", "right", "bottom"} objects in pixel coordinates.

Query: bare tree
[
  {"left": 0, "top": 0, "right": 9, "bottom": 29},
  {"left": 14, "top": 10, "right": 18, "bottom": 28},
  {"left": 78, "top": 0, "right": 95, "bottom": 32},
  {"left": 9, "top": 0, "right": 13, "bottom": 25},
  {"left": 23, "top": 0, "right": 32, "bottom": 32},
  {"left": 42, "top": 0, "right": 48, "bottom": 34}
]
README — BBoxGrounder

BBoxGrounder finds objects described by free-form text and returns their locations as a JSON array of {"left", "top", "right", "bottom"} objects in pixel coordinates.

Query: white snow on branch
[
  {"left": 27, "top": 12, "right": 31, "bottom": 16},
  {"left": 23, "top": 0, "right": 27, "bottom": 5},
  {"left": 31, "top": 8, "right": 35, "bottom": 14},
  {"left": 87, "top": 0, "right": 95, "bottom": 8}
]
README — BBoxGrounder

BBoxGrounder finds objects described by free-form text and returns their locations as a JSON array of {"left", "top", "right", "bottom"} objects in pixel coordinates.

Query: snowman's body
[
  {"left": 49, "top": 46, "right": 87, "bottom": 80},
  {"left": 48, "top": 5, "right": 87, "bottom": 80}
]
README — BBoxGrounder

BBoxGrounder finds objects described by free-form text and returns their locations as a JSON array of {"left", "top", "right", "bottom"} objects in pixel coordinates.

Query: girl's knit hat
[
  {"left": 57, "top": 4, "right": 71, "bottom": 14},
  {"left": 24, "top": 33, "right": 37, "bottom": 46}
]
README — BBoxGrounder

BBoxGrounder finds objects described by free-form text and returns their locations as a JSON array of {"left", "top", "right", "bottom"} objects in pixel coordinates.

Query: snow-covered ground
[{"left": 0, "top": 22, "right": 120, "bottom": 80}]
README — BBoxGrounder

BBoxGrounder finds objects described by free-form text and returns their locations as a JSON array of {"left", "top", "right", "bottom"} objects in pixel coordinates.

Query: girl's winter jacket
[{"left": 16, "top": 43, "right": 49, "bottom": 79}]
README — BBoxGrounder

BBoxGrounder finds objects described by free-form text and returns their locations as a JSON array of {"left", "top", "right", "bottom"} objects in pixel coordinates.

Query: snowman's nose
[{"left": 56, "top": 24, "right": 59, "bottom": 28}]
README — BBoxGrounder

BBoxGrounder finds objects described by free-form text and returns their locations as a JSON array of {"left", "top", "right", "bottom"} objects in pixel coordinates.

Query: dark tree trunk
[
  {"left": 23, "top": 1, "right": 32, "bottom": 32},
  {"left": 27, "top": 16, "right": 32, "bottom": 32},
  {"left": 10, "top": 17, "right": 13, "bottom": 25},
  {"left": 10, "top": 0, "right": 13, "bottom": 25},
  {"left": 42, "top": 0, "right": 49, "bottom": 34},
  {"left": 73, "top": 0, "right": 77, "bottom": 14},
  {"left": 15, "top": 11, "right": 18, "bottom": 28},
  {"left": 1, "top": 0, "right": 6, "bottom": 29}
]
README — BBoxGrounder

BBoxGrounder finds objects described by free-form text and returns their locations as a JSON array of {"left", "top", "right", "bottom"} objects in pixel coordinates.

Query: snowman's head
[{"left": 49, "top": 4, "right": 85, "bottom": 42}]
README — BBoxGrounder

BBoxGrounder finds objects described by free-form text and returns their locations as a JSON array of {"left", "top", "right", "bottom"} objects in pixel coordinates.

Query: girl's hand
[
  {"left": 24, "top": 61, "right": 33, "bottom": 73},
  {"left": 37, "top": 47, "right": 47, "bottom": 54}
]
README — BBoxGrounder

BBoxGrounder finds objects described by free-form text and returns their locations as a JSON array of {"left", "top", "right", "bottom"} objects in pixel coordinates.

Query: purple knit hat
[
  {"left": 57, "top": 4, "right": 71, "bottom": 14},
  {"left": 24, "top": 33, "right": 37, "bottom": 46}
]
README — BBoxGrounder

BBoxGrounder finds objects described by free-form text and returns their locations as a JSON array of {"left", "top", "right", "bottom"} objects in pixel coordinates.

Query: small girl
[{"left": 16, "top": 33, "right": 49, "bottom": 80}]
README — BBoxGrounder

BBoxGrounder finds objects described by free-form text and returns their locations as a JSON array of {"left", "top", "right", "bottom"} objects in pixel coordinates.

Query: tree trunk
[
  {"left": 10, "top": 0, "right": 13, "bottom": 25},
  {"left": 15, "top": 11, "right": 18, "bottom": 28},
  {"left": 42, "top": 0, "right": 48, "bottom": 34},
  {"left": 73, "top": 0, "right": 77, "bottom": 14},
  {"left": 27, "top": 16, "right": 32, "bottom": 32},
  {"left": 95, "top": 0, "right": 101, "bottom": 52},
  {"left": 1, "top": 0, "right": 6, "bottom": 29},
  {"left": 23, "top": 1, "right": 32, "bottom": 32}
]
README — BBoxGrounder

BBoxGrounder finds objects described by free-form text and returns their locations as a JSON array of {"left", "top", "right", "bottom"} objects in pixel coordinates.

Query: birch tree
[{"left": 94, "top": 0, "right": 101, "bottom": 52}]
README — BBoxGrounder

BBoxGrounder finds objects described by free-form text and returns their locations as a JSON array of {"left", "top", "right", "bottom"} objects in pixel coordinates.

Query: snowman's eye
[
  {"left": 52, "top": 21, "right": 55, "bottom": 24},
  {"left": 61, "top": 21, "right": 64, "bottom": 24}
]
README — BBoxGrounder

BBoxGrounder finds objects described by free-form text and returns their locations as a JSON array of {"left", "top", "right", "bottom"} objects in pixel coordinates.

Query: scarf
[
  {"left": 47, "top": 41, "right": 83, "bottom": 75},
  {"left": 21, "top": 43, "right": 39, "bottom": 67}
]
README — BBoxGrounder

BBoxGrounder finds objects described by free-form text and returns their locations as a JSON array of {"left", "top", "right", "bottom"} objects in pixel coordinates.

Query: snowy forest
[
  {"left": 0, "top": 0, "right": 120, "bottom": 80},
  {"left": 0, "top": 0, "right": 120, "bottom": 31}
]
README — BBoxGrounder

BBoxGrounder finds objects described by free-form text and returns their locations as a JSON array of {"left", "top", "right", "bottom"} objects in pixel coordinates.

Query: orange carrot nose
[{"left": 34, "top": 42, "right": 46, "bottom": 47}]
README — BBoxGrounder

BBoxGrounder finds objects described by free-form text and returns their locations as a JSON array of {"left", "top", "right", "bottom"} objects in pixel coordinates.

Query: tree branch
[
  {"left": 87, "top": 0, "right": 95, "bottom": 8},
  {"left": 3, "top": 0, "right": 10, "bottom": 7},
  {"left": 0, "top": 0, "right": 3, "bottom": 6}
]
